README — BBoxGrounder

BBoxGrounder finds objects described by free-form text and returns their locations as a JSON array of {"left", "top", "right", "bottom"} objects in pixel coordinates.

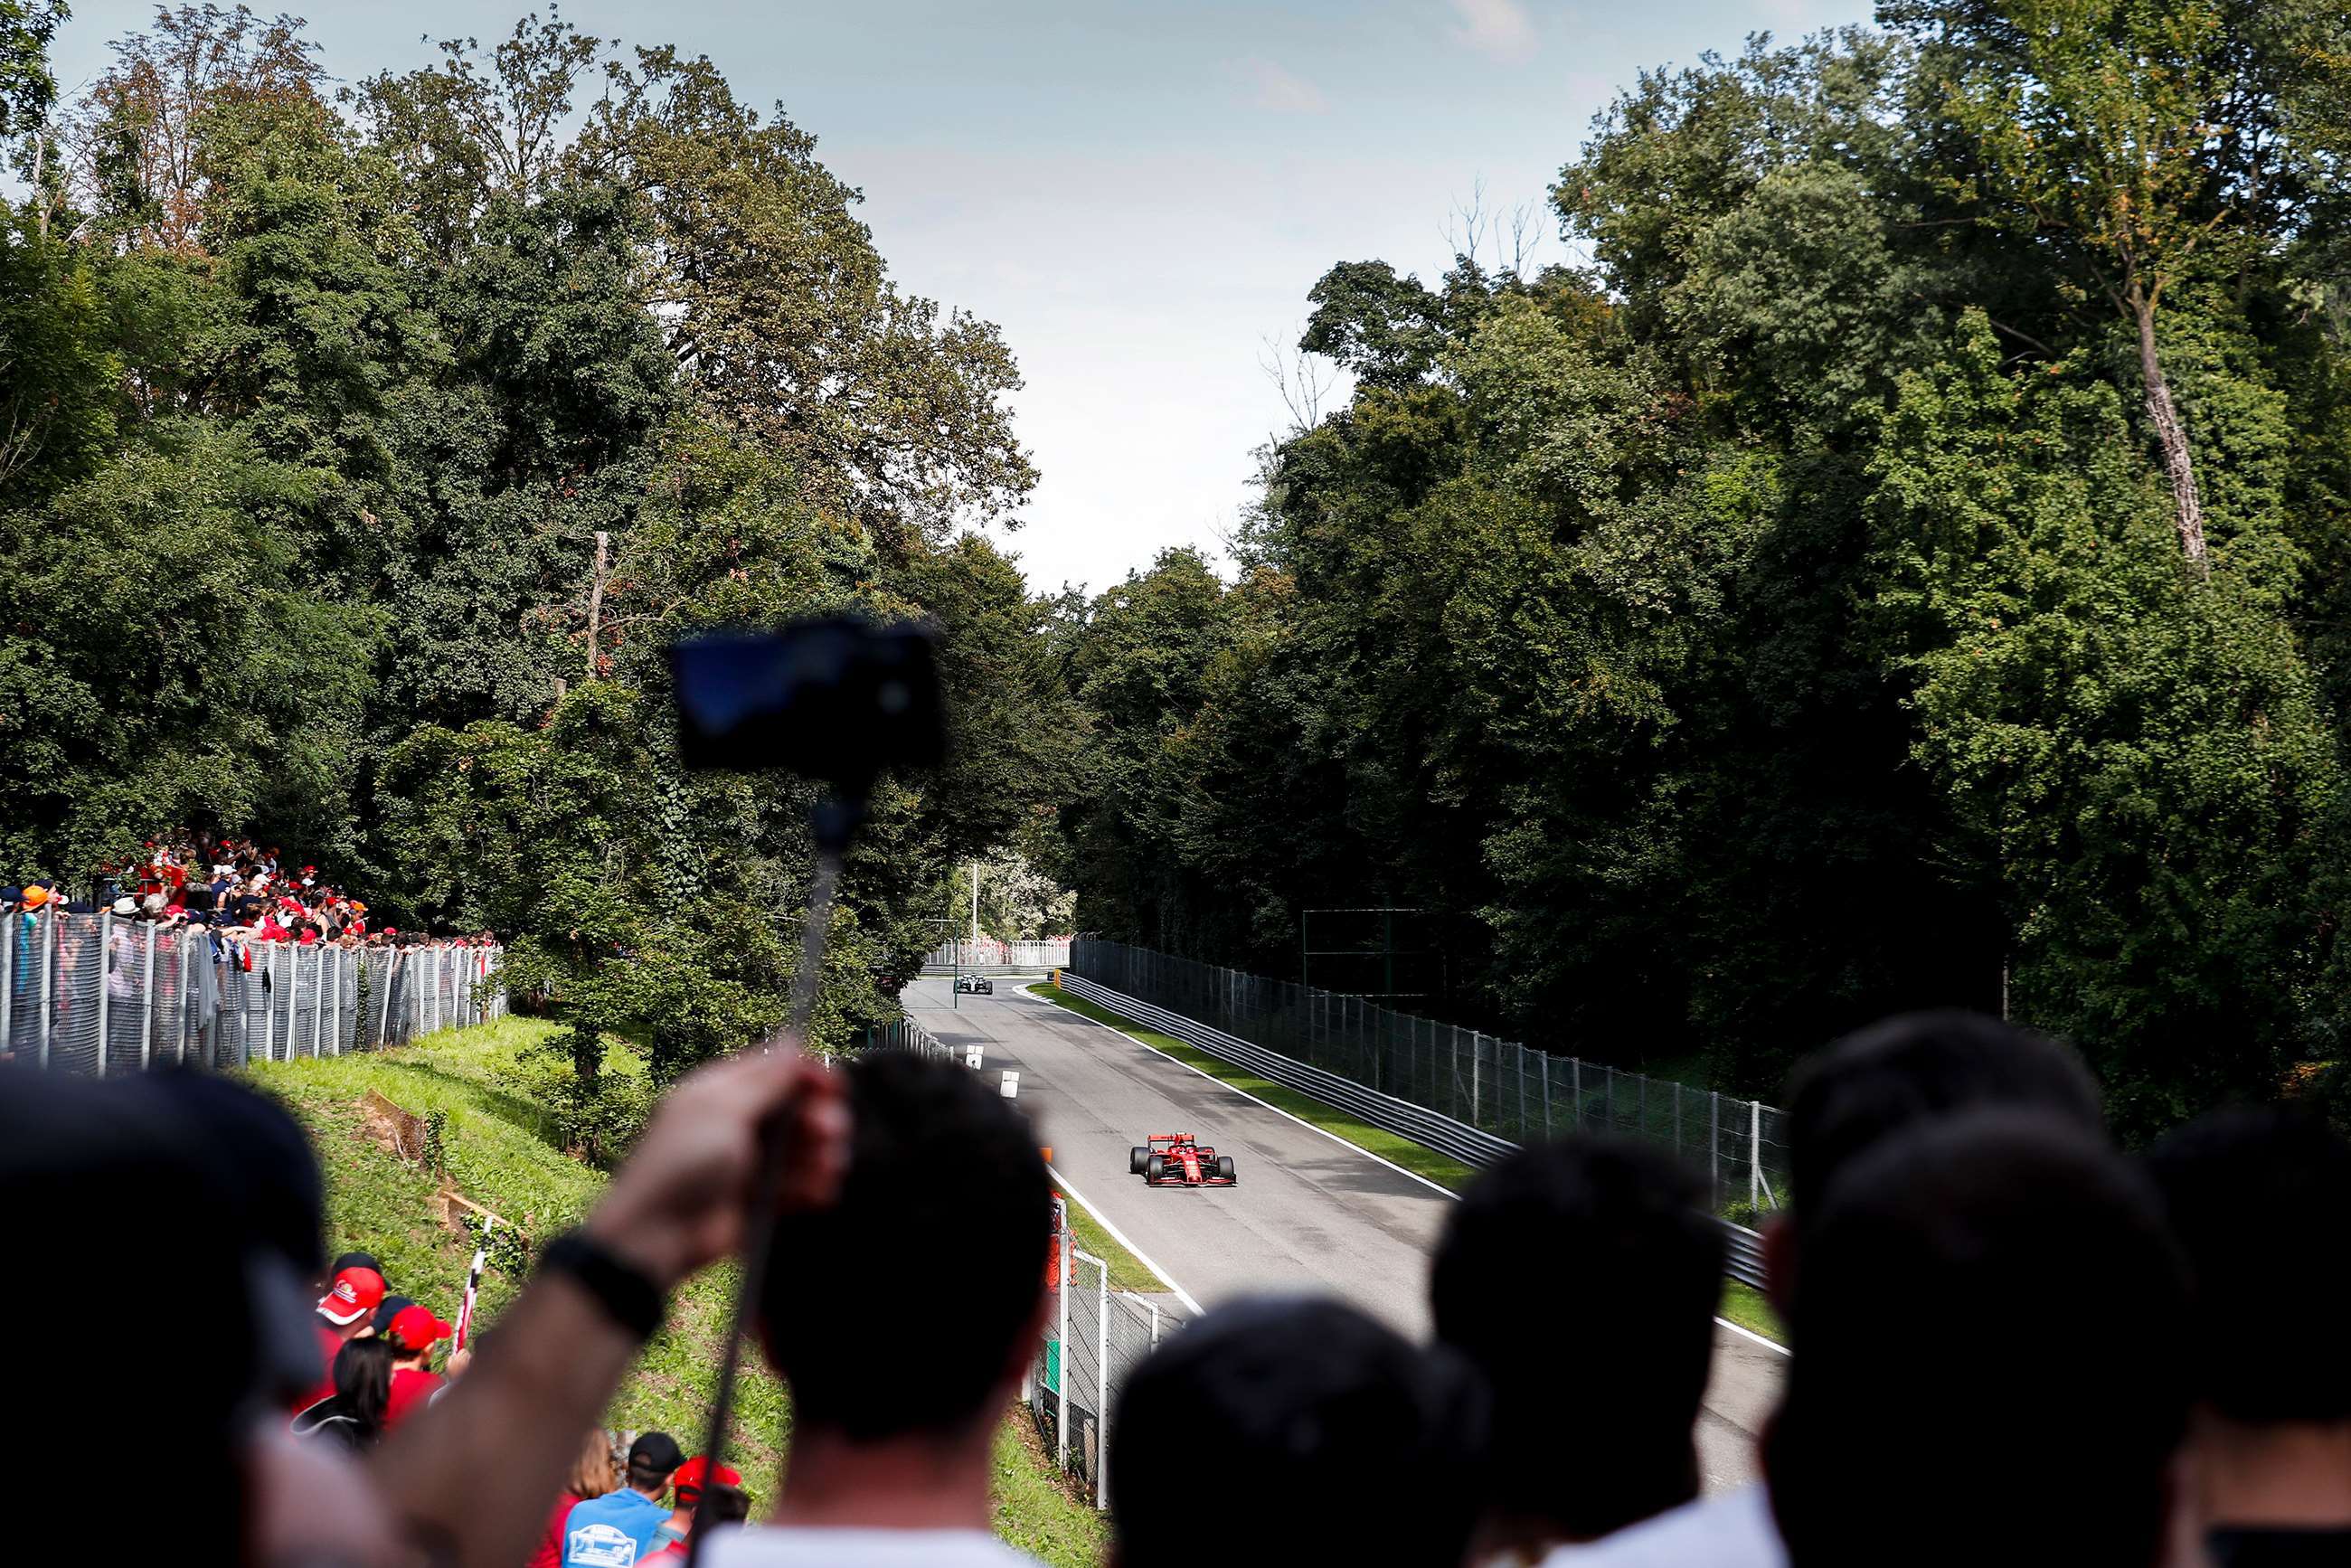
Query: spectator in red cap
[
  {"left": 648, "top": 1475, "right": 750, "bottom": 1563},
  {"left": 382, "top": 1305, "right": 453, "bottom": 1430},
  {"left": 298, "top": 1266, "right": 385, "bottom": 1412},
  {"left": 650, "top": 1457, "right": 745, "bottom": 1557}
]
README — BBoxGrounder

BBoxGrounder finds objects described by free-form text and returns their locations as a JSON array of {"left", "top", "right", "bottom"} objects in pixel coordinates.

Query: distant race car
[
  {"left": 1129, "top": 1132, "right": 1237, "bottom": 1186},
  {"left": 955, "top": 974, "right": 994, "bottom": 995}
]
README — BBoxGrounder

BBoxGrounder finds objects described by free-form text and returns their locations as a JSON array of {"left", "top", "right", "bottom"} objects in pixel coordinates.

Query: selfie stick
[{"left": 685, "top": 797, "right": 854, "bottom": 1567}]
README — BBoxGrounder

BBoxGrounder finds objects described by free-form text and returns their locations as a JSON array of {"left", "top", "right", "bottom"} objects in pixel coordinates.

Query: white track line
[
  {"left": 1020, "top": 984, "right": 1789, "bottom": 1357},
  {"left": 1046, "top": 1164, "right": 1204, "bottom": 1316}
]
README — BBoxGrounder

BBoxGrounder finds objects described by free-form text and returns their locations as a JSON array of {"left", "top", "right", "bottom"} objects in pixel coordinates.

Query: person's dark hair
[
  {"left": 1766, "top": 1110, "right": 2188, "bottom": 1568},
  {"left": 627, "top": 1431, "right": 684, "bottom": 1493},
  {"left": 1782, "top": 1010, "right": 2101, "bottom": 1225},
  {"left": 761, "top": 1052, "right": 1052, "bottom": 1440},
  {"left": 700, "top": 1482, "right": 751, "bottom": 1528},
  {"left": 1430, "top": 1136, "right": 1723, "bottom": 1544},
  {"left": 1110, "top": 1296, "right": 1485, "bottom": 1568},
  {"left": 2145, "top": 1106, "right": 2351, "bottom": 1423},
  {"left": 333, "top": 1335, "right": 396, "bottom": 1440},
  {"left": 331, "top": 1250, "right": 382, "bottom": 1282}
]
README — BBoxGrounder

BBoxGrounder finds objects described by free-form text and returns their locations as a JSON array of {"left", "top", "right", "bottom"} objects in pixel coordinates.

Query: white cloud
[
  {"left": 1235, "top": 53, "right": 1328, "bottom": 113},
  {"left": 1449, "top": 0, "right": 1538, "bottom": 60}
]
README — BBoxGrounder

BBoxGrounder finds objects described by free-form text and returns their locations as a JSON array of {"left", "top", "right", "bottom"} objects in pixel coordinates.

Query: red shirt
[
  {"left": 526, "top": 1492, "right": 594, "bottom": 1568},
  {"left": 383, "top": 1366, "right": 442, "bottom": 1430}
]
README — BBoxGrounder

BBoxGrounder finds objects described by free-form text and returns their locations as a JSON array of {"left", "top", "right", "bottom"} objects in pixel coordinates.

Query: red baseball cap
[
  {"left": 317, "top": 1266, "right": 387, "bottom": 1326},
  {"left": 672, "top": 1456, "right": 742, "bottom": 1503},
  {"left": 385, "top": 1304, "right": 453, "bottom": 1351}
]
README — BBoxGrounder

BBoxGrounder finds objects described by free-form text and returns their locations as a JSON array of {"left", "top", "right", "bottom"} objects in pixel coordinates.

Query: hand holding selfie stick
[{"left": 668, "top": 619, "right": 944, "bottom": 1566}]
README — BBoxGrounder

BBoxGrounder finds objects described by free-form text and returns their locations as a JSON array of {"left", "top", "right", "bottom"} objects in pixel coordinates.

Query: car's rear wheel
[
  {"left": 1129, "top": 1146, "right": 1149, "bottom": 1175},
  {"left": 1216, "top": 1155, "right": 1236, "bottom": 1183},
  {"left": 1146, "top": 1154, "right": 1166, "bottom": 1184}
]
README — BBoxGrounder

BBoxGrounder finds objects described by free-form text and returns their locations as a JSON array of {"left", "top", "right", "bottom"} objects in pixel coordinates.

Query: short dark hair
[
  {"left": 1782, "top": 1010, "right": 2101, "bottom": 1223},
  {"left": 2146, "top": 1106, "right": 2351, "bottom": 1423},
  {"left": 1430, "top": 1136, "right": 1723, "bottom": 1542},
  {"left": 1109, "top": 1297, "right": 1485, "bottom": 1567},
  {"left": 1767, "top": 1111, "right": 2187, "bottom": 1568},
  {"left": 627, "top": 1431, "right": 684, "bottom": 1492},
  {"left": 761, "top": 1053, "right": 1051, "bottom": 1440}
]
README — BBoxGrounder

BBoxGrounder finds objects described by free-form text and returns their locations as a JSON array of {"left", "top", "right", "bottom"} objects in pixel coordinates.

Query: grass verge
[
  {"left": 1718, "top": 1279, "right": 1786, "bottom": 1346},
  {"left": 247, "top": 1017, "right": 1109, "bottom": 1565},
  {"left": 1031, "top": 983, "right": 1793, "bottom": 1348},
  {"left": 1027, "top": 982, "right": 1478, "bottom": 1192}
]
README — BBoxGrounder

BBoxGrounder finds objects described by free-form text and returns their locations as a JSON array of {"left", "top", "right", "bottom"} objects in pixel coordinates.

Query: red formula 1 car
[{"left": 1128, "top": 1132, "right": 1237, "bottom": 1186}]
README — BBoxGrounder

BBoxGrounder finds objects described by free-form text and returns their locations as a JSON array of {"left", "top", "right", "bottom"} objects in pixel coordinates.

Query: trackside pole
[
  {"left": 38, "top": 907, "right": 53, "bottom": 1069},
  {"left": 1058, "top": 1210, "right": 1072, "bottom": 1473},
  {"left": 138, "top": 925, "right": 155, "bottom": 1072},
  {"left": 1096, "top": 1261, "right": 1110, "bottom": 1512},
  {"left": 95, "top": 912, "right": 111, "bottom": 1077}
]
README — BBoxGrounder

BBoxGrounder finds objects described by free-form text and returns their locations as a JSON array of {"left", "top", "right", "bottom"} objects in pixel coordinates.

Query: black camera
[{"left": 666, "top": 616, "right": 945, "bottom": 786}]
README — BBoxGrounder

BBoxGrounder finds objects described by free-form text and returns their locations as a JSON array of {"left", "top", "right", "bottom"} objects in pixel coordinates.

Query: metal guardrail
[{"left": 1056, "top": 972, "right": 1770, "bottom": 1291}]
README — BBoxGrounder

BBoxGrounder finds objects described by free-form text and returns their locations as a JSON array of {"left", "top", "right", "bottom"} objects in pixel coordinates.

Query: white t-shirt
[
  {"left": 704, "top": 1526, "right": 1040, "bottom": 1568},
  {"left": 1543, "top": 1485, "right": 1787, "bottom": 1568}
]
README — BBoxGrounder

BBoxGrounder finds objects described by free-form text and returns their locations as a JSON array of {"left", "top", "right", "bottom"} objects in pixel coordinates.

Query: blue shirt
[{"left": 561, "top": 1488, "right": 671, "bottom": 1568}]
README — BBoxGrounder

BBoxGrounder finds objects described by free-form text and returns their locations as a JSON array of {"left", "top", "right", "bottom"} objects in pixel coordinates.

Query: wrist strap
[{"left": 541, "top": 1230, "right": 666, "bottom": 1341}]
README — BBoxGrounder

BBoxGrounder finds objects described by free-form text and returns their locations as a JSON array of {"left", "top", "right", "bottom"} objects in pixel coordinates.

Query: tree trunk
[
  {"left": 583, "top": 530, "right": 609, "bottom": 678},
  {"left": 2132, "top": 293, "right": 2208, "bottom": 577}
]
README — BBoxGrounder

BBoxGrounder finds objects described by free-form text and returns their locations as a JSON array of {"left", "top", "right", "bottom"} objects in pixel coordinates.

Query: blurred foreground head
[
  {"left": 761, "top": 1051, "right": 1052, "bottom": 1441},
  {"left": 1431, "top": 1135, "right": 1723, "bottom": 1548},
  {"left": 0, "top": 1067, "right": 328, "bottom": 1555},
  {"left": 1109, "top": 1296, "right": 1486, "bottom": 1568},
  {"left": 2146, "top": 1105, "right": 2351, "bottom": 1426},
  {"left": 1767, "top": 1110, "right": 2188, "bottom": 1568}
]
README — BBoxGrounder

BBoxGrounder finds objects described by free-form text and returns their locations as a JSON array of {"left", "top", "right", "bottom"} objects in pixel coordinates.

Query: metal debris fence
[
  {"left": 921, "top": 938, "right": 1072, "bottom": 971},
  {"left": 3, "top": 906, "right": 506, "bottom": 1074},
  {"left": 1070, "top": 938, "right": 1789, "bottom": 1216}
]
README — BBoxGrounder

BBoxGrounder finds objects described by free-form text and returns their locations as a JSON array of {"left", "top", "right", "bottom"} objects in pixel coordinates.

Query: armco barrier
[{"left": 1057, "top": 971, "right": 1770, "bottom": 1292}]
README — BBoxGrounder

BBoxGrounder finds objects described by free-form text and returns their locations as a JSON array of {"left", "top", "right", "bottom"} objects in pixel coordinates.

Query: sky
[{"left": 43, "top": 0, "right": 1874, "bottom": 596}]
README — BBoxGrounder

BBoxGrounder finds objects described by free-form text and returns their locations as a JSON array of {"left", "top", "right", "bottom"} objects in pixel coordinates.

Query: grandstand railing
[{"left": 2, "top": 906, "right": 506, "bottom": 1074}]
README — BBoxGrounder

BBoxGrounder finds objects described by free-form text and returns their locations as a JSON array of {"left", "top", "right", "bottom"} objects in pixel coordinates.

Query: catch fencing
[
  {"left": 921, "top": 937, "right": 1072, "bottom": 972},
  {"left": 1071, "top": 939, "right": 1788, "bottom": 1214},
  {"left": 863, "top": 1011, "right": 1178, "bottom": 1507},
  {"left": 2, "top": 906, "right": 506, "bottom": 1074}
]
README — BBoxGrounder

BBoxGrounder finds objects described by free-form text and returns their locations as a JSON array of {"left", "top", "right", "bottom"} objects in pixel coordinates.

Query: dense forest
[
  {"left": 1056, "top": 4, "right": 2351, "bottom": 1133},
  {"left": 0, "top": 5, "right": 1078, "bottom": 1081}
]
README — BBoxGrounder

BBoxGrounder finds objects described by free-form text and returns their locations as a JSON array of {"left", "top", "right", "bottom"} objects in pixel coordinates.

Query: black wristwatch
[{"left": 540, "top": 1230, "right": 667, "bottom": 1341}]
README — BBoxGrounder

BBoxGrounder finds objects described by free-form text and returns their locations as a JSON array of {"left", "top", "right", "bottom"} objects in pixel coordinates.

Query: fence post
[
  {"left": 1710, "top": 1091, "right": 1722, "bottom": 1211},
  {"left": 0, "top": 911, "right": 13, "bottom": 1062},
  {"left": 1673, "top": 1081, "right": 1682, "bottom": 1157},
  {"left": 380, "top": 951, "right": 394, "bottom": 1045},
  {"left": 37, "top": 907, "right": 54, "bottom": 1069},
  {"left": 1541, "top": 1051, "right": 1553, "bottom": 1135},
  {"left": 1571, "top": 1056, "right": 1580, "bottom": 1130},
  {"left": 312, "top": 947, "right": 326, "bottom": 1058},
  {"left": 178, "top": 930, "right": 192, "bottom": 1063},
  {"left": 1750, "top": 1099, "right": 1764, "bottom": 1209},
  {"left": 1470, "top": 1032, "right": 1481, "bottom": 1127},
  {"left": 138, "top": 925, "right": 156, "bottom": 1072},
  {"left": 94, "top": 912, "right": 112, "bottom": 1077},
  {"left": 1095, "top": 1261, "right": 1110, "bottom": 1513},
  {"left": 1057, "top": 1214, "right": 1072, "bottom": 1473}
]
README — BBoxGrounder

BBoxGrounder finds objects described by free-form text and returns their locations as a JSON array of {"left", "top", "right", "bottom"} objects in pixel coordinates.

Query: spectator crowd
[
  {"left": 7, "top": 830, "right": 498, "bottom": 956},
  {"left": 5, "top": 1006, "right": 2345, "bottom": 1568}
]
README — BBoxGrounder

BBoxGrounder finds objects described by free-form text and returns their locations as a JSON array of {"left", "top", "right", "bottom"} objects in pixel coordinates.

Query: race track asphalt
[{"left": 904, "top": 975, "right": 1786, "bottom": 1493}]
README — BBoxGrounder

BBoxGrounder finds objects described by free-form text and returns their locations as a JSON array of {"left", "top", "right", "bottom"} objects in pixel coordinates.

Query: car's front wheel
[
  {"left": 1146, "top": 1154, "right": 1166, "bottom": 1184},
  {"left": 1216, "top": 1155, "right": 1236, "bottom": 1183},
  {"left": 1130, "top": 1146, "right": 1150, "bottom": 1175}
]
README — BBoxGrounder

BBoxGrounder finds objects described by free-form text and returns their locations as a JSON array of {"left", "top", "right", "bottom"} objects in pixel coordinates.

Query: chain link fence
[
  {"left": 3, "top": 907, "right": 506, "bottom": 1074},
  {"left": 1071, "top": 938, "right": 1789, "bottom": 1216}
]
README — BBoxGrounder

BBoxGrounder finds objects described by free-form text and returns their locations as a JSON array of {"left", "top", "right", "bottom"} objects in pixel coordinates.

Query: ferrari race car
[
  {"left": 955, "top": 974, "right": 994, "bottom": 995},
  {"left": 1129, "top": 1132, "right": 1237, "bottom": 1186}
]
